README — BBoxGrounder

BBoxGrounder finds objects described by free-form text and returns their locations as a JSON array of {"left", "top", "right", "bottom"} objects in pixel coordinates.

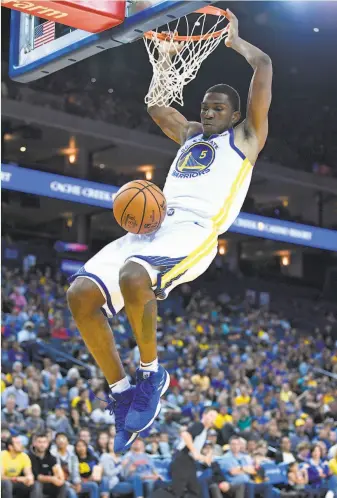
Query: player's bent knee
[
  {"left": 67, "top": 277, "right": 105, "bottom": 317},
  {"left": 119, "top": 261, "right": 152, "bottom": 298}
]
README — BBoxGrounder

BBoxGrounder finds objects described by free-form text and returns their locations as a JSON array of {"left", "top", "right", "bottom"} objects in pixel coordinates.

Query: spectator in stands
[
  {"left": 90, "top": 398, "right": 115, "bottom": 426},
  {"left": 1, "top": 394, "right": 26, "bottom": 433},
  {"left": 290, "top": 419, "right": 310, "bottom": 450},
  {"left": 275, "top": 436, "right": 296, "bottom": 464},
  {"left": 18, "top": 321, "right": 36, "bottom": 344},
  {"left": 307, "top": 443, "right": 331, "bottom": 490},
  {"left": 29, "top": 432, "right": 66, "bottom": 498},
  {"left": 50, "top": 432, "right": 81, "bottom": 498},
  {"left": 123, "top": 439, "right": 162, "bottom": 497},
  {"left": 221, "top": 436, "right": 256, "bottom": 486},
  {"left": 100, "top": 437, "right": 133, "bottom": 495},
  {"left": 2, "top": 376, "right": 29, "bottom": 411},
  {"left": 47, "top": 404, "right": 75, "bottom": 438},
  {"left": 74, "top": 439, "right": 109, "bottom": 498},
  {"left": 1, "top": 435, "right": 36, "bottom": 498},
  {"left": 296, "top": 441, "right": 311, "bottom": 463},
  {"left": 25, "top": 404, "right": 45, "bottom": 435},
  {"left": 287, "top": 461, "right": 308, "bottom": 491},
  {"left": 96, "top": 432, "right": 109, "bottom": 457},
  {"left": 78, "top": 428, "right": 99, "bottom": 459},
  {"left": 71, "top": 387, "right": 92, "bottom": 414},
  {"left": 9, "top": 287, "right": 27, "bottom": 309}
]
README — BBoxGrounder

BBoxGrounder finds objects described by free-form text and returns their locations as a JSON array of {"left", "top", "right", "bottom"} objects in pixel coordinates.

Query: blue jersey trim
[
  {"left": 69, "top": 269, "right": 116, "bottom": 317},
  {"left": 229, "top": 128, "right": 246, "bottom": 160}
]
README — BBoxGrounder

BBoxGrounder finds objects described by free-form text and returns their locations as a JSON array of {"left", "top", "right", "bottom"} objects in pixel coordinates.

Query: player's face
[{"left": 201, "top": 93, "right": 236, "bottom": 136}]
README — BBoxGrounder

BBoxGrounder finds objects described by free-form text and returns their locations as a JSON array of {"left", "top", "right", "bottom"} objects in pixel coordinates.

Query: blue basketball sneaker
[
  {"left": 125, "top": 365, "right": 170, "bottom": 433},
  {"left": 106, "top": 387, "right": 138, "bottom": 453}
]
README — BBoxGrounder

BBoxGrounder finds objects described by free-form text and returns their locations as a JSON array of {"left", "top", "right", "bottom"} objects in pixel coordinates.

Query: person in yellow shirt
[
  {"left": 1, "top": 435, "right": 36, "bottom": 497},
  {"left": 71, "top": 387, "right": 92, "bottom": 414},
  {"left": 329, "top": 454, "right": 337, "bottom": 475},
  {"left": 234, "top": 388, "right": 251, "bottom": 407},
  {"left": 214, "top": 405, "right": 233, "bottom": 430},
  {"left": 280, "top": 383, "right": 293, "bottom": 403},
  {"left": 191, "top": 372, "right": 210, "bottom": 392}
]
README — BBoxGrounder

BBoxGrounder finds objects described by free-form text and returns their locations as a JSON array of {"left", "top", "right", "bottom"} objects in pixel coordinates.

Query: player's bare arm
[
  {"left": 225, "top": 9, "right": 272, "bottom": 156},
  {"left": 147, "top": 38, "right": 201, "bottom": 145}
]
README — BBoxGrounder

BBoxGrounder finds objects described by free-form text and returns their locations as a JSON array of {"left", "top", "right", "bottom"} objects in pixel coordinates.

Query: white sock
[
  {"left": 109, "top": 377, "right": 131, "bottom": 394},
  {"left": 140, "top": 358, "right": 158, "bottom": 373}
]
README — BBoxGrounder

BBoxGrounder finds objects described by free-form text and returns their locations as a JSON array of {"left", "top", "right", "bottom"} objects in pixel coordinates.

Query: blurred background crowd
[{"left": 2, "top": 264, "right": 337, "bottom": 498}]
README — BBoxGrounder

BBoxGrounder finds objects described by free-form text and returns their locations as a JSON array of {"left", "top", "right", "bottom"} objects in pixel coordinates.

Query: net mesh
[{"left": 144, "top": 11, "right": 228, "bottom": 107}]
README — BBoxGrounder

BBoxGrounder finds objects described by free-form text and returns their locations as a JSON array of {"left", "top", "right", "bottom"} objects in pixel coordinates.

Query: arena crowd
[{"left": 1, "top": 264, "right": 337, "bottom": 498}]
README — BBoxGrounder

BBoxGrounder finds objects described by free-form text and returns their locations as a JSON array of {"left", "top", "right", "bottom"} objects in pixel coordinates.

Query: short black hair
[
  {"left": 35, "top": 432, "right": 48, "bottom": 439},
  {"left": 205, "top": 84, "right": 240, "bottom": 112},
  {"left": 55, "top": 432, "right": 68, "bottom": 440}
]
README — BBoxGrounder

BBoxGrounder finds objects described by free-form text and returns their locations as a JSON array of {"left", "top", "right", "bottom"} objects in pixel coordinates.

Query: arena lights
[
  {"left": 313, "top": 27, "right": 320, "bottom": 33},
  {"left": 281, "top": 254, "right": 291, "bottom": 267},
  {"left": 145, "top": 170, "right": 153, "bottom": 181},
  {"left": 68, "top": 154, "right": 76, "bottom": 164},
  {"left": 218, "top": 240, "right": 227, "bottom": 256},
  {"left": 20, "top": 146, "right": 26, "bottom": 152}
]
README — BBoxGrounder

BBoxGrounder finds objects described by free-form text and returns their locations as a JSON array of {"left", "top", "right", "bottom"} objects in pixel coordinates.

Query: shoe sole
[
  {"left": 132, "top": 369, "right": 171, "bottom": 433},
  {"left": 114, "top": 431, "right": 138, "bottom": 454}
]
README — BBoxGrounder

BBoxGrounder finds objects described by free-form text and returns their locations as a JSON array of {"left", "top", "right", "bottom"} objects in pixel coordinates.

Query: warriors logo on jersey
[{"left": 173, "top": 142, "right": 215, "bottom": 179}]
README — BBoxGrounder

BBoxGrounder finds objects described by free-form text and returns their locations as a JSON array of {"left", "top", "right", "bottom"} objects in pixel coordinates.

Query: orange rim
[{"left": 143, "top": 5, "right": 228, "bottom": 42}]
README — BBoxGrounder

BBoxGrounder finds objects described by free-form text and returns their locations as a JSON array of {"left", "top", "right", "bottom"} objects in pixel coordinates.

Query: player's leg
[
  {"left": 67, "top": 278, "right": 125, "bottom": 384},
  {"left": 119, "top": 260, "right": 169, "bottom": 434},
  {"left": 67, "top": 235, "right": 142, "bottom": 452},
  {"left": 120, "top": 218, "right": 217, "bottom": 434}
]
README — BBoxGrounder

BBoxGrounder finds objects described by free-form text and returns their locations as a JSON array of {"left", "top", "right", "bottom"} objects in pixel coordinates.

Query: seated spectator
[
  {"left": 17, "top": 321, "right": 36, "bottom": 344},
  {"left": 201, "top": 444, "right": 245, "bottom": 498},
  {"left": 47, "top": 404, "right": 75, "bottom": 438},
  {"left": 275, "top": 436, "right": 296, "bottom": 464},
  {"left": 214, "top": 406, "right": 233, "bottom": 430},
  {"left": 75, "top": 439, "right": 109, "bottom": 498},
  {"left": 96, "top": 432, "right": 109, "bottom": 457},
  {"left": 307, "top": 444, "right": 331, "bottom": 489},
  {"left": 90, "top": 398, "right": 115, "bottom": 426},
  {"left": 50, "top": 432, "right": 81, "bottom": 498},
  {"left": 290, "top": 419, "right": 310, "bottom": 451},
  {"left": 207, "top": 429, "right": 223, "bottom": 457},
  {"left": 78, "top": 428, "right": 99, "bottom": 459},
  {"left": 100, "top": 437, "right": 133, "bottom": 496},
  {"left": 296, "top": 441, "right": 311, "bottom": 463},
  {"left": 221, "top": 436, "right": 256, "bottom": 485},
  {"left": 2, "top": 376, "right": 29, "bottom": 412},
  {"left": 1, "top": 435, "right": 36, "bottom": 497},
  {"left": 51, "top": 318, "right": 69, "bottom": 340},
  {"left": 25, "top": 405, "right": 45, "bottom": 436},
  {"left": 71, "top": 387, "right": 92, "bottom": 414},
  {"left": 29, "top": 432, "right": 66, "bottom": 498},
  {"left": 123, "top": 439, "right": 162, "bottom": 498},
  {"left": 287, "top": 461, "right": 308, "bottom": 491},
  {"left": 1, "top": 395, "right": 25, "bottom": 433}
]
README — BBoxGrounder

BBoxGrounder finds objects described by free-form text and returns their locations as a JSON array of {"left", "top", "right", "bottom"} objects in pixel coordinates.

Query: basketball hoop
[{"left": 144, "top": 6, "right": 229, "bottom": 108}]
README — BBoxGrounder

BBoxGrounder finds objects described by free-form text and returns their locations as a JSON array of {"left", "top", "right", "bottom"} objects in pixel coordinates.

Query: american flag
[{"left": 34, "top": 21, "right": 55, "bottom": 49}]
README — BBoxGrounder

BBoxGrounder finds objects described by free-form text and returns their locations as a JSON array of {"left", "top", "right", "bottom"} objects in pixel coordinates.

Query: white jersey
[{"left": 163, "top": 128, "right": 253, "bottom": 234}]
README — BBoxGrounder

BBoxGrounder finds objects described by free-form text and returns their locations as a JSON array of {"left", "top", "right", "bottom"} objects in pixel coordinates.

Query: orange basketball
[{"left": 113, "top": 180, "right": 167, "bottom": 234}]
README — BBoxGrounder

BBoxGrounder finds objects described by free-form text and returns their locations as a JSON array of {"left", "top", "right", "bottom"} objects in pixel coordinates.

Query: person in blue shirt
[{"left": 221, "top": 436, "right": 255, "bottom": 486}]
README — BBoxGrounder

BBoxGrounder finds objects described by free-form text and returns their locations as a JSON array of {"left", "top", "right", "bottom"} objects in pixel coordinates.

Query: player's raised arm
[
  {"left": 225, "top": 9, "right": 272, "bottom": 151},
  {"left": 147, "top": 38, "right": 201, "bottom": 145}
]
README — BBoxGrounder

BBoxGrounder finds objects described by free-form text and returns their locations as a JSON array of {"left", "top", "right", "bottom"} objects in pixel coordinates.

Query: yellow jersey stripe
[
  {"left": 161, "top": 231, "right": 218, "bottom": 287},
  {"left": 212, "top": 158, "right": 252, "bottom": 227},
  {"left": 160, "top": 158, "right": 252, "bottom": 290}
]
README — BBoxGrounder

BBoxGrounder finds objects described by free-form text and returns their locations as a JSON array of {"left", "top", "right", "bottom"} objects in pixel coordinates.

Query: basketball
[{"left": 113, "top": 180, "right": 167, "bottom": 235}]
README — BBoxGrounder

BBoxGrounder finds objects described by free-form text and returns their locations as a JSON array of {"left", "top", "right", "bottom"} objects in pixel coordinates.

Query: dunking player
[{"left": 67, "top": 10, "right": 272, "bottom": 453}]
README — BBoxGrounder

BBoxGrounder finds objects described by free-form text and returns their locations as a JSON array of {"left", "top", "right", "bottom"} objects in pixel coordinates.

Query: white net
[{"left": 144, "top": 10, "right": 228, "bottom": 107}]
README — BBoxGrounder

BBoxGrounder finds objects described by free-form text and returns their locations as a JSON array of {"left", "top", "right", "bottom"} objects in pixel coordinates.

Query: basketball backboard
[{"left": 8, "top": 0, "right": 214, "bottom": 83}]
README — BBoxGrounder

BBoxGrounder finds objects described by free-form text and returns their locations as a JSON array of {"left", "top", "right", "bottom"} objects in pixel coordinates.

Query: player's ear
[{"left": 232, "top": 111, "right": 241, "bottom": 125}]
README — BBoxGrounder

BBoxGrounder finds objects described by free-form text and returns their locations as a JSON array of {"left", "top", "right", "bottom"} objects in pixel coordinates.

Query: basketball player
[{"left": 67, "top": 10, "right": 272, "bottom": 453}]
